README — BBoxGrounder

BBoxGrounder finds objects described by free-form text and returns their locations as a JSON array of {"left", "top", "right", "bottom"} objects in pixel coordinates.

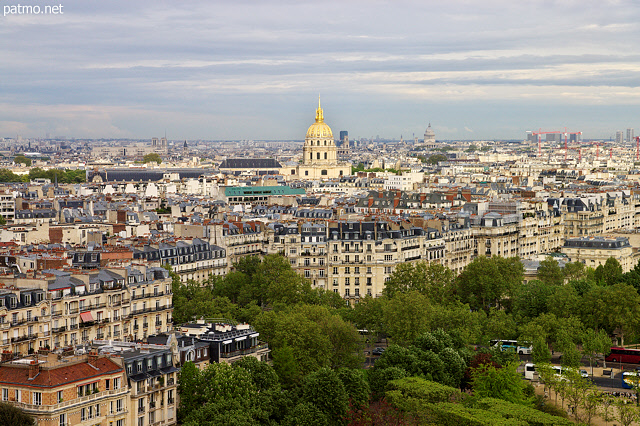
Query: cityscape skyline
[{"left": 2, "top": 0, "right": 640, "bottom": 140}]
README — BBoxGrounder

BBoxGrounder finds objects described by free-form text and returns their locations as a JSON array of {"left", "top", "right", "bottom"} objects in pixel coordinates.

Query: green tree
[
  {"left": 601, "top": 257, "right": 623, "bottom": 286},
  {"left": 558, "top": 331, "right": 581, "bottom": 369},
  {"left": 143, "top": 152, "right": 162, "bottom": 163},
  {"left": 563, "top": 369, "right": 594, "bottom": 422},
  {"left": 0, "top": 402, "right": 36, "bottom": 426},
  {"left": 383, "top": 261, "right": 455, "bottom": 304},
  {"left": 337, "top": 368, "right": 370, "bottom": 409},
  {"left": 512, "top": 279, "right": 552, "bottom": 319},
  {"left": 351, "top": 295, "right": 385, "bottom": 337},
  {"left": 537, "top": 256, "right": 565, "bottom": 286},
  {"left": 456, "top": 256, "right": 524, "bottom": 312},
  {"left": 177, "top": 361, "right": 201, "bottom": 422},
  {"left": 282, "top": 402, "right": 329, "bottom": 426},
  {"left": 0, "top": 169, "right": 25, "bottom": 182},
  {"left": 615, "top": 398, "right": 639, "bottom": 426},
  {"left": 13, "top": 155, "right": 31, "bottom": 166},
  {"left": 427, "top": 154, "right": 447, "bottom": 164},
  {"left": 254, "top": 304, "right": 363, "bottom": 379},
  {"left": 180, "top": 362, "right": 261, "bottom": 425},
  {"left": 481, "top": 308, "right": 517, "bottom": 343},
  {"left": 582, "top": 283, "right": 640, "bottom": 345},
  {"left": 532, "top": 335, "right": 551, "bottom": 365},
  {"left": 547, "top": 284, "right": 580, "bottom": 318},
  {"left": 582, "top": 328, "right": 611, "bottom": 373},
  {"left": 564, "top": 261, "right": 586, "bottom": 282},
  {"left": 471, "top": 362, "right": 529, "bottom": 405},
  {"left": 381, "top": 290, "right": 433, "bottom": 344},
  {"left": 301, "top": 368, "right": 349, "bottom": 424}
]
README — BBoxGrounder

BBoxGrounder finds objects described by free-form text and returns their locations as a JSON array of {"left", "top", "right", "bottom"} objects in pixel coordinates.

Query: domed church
[{"left": 285, "top": 97, "right": 351, "bottom": 180}]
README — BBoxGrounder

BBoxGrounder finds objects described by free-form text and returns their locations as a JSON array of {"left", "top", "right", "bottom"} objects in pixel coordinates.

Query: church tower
[{"left": 302, "top": 97, "right": 337, "bottom": 166}]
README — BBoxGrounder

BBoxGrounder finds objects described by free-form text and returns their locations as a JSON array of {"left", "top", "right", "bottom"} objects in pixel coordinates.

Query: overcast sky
[{"left": 2, "top": 0, "right": 640, "bottom": 141}]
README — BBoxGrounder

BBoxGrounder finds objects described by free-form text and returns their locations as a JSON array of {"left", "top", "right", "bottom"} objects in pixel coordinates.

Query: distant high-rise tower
[
  {"left": 616, "top": 131, "right": 624, "bottom": 144},
  {"left": 339, "top": 130, "right": 349, "bottom": 148},
  {"left": 627, "top": 128, "right": 634, "bottom": 143}
]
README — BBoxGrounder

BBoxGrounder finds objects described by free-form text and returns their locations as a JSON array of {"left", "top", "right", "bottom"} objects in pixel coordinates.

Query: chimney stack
[
  {"left": 88, "top": 350, "right": 99, "bottom": 367},
  {"left": 28, "top": 358, "right": 40, "bottom": 380}
]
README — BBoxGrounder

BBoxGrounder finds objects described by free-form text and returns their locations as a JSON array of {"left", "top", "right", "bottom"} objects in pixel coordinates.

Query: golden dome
[{"left": 306, "top": 96, "right": 333, "bottom": 139}]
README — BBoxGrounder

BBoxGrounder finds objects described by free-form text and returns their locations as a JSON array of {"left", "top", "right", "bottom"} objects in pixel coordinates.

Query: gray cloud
[{"left": 2, "top": 0, "right": 640, "bottom": 139}]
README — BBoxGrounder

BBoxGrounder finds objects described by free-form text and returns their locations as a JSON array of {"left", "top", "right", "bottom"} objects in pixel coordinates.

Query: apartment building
[
  {"left": 0, "top": 265, "right": 174, "bottom": 355},
  {"left": 132, "top": 238, "right": 227, "bottom": 283},
  {"left": 119, "top": 344, "right": 178, "bottom": 426},
  {"left": 0, "top": 287, "right": 50, "bottom": 356},
  {"left": 562, "top": 236, "right": 638, "bottom": 273},
  {"left": 209, "top": 221, "right": 264, "bottom": 266},
  {"left": 266, "top": 220, "right": 445, "bottom": 300},
  {"left": 0, "top": 352, "right": 127, "bottom": 426}
]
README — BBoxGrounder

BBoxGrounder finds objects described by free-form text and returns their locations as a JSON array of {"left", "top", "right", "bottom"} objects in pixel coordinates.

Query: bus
[
  {"left": 605, "top": 347, "right": 640, "bottom": 364},
  {"left": 622, "top": 371, "right": 640, "bottom": 389},
  {"left": 490, "top": 339, "right": 533, "bottom": 355}
]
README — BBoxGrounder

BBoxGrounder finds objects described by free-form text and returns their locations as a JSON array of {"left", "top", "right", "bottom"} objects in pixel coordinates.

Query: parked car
[{"left": 372, "top": 347, "right": 385, "bottom": 356}]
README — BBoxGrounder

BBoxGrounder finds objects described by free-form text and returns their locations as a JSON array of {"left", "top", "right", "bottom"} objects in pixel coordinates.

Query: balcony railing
[
  {"left": 220, "top": 343, "right": 269, "bottom": 359},
  {"left": 12, "top": 388, "right": 128, "bottom": 414}
]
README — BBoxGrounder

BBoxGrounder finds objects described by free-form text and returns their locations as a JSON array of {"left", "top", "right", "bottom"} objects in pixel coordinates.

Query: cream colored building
[
  {"left": 285, "top": 98, "right": 351, "bottom": 180},
  {"left": 562, "top": 236, "right": 638, "bottom": 273}
]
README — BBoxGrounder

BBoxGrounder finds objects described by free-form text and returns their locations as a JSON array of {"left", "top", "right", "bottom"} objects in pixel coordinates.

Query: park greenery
[
  {"left": 143, "top": 152, "right": 163, "bottom": 164},
  {"left": 0, "top": 167, "right": 85, "bottom": 183},
  {"left": 0, "top": 403, "right": 36, "bottom": 425},
  {"left": 173, "top": 253, "right": 640, "bottom": 425}
]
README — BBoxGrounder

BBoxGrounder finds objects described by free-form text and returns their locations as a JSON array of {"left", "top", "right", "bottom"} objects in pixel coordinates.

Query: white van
[{"left": 524, "top": 363, "right": 537, "bottom": 380}]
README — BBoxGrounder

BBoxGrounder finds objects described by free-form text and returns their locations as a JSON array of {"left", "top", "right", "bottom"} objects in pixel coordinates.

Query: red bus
[{"left": 605, "top": 347, "right": 640, "bottom": 364}]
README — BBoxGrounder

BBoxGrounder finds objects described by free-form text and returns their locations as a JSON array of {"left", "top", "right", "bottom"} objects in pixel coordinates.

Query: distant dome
[
  {"left": 306, "top": 98, "right": 333, "bottom": 139},
  {"left": 424, "top": 123, "right": 435, "bottom": 142}
]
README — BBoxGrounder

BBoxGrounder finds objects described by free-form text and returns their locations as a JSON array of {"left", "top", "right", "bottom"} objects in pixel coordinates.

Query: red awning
[{"left": 80, "top": 312, "right": 94, "bottom": 322}]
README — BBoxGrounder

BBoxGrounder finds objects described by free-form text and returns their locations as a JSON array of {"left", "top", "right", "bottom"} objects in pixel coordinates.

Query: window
[
  {"left": 106, "top": 379, "right": 110, "bottom": 390},
  {"left": 81, "top": 408, "right": 87, "bottom": 421},
  {"left": 59, "top": 414, "right": 66, "bottom": 426},
  {"left": 345, "top": 289, "right": 350, "bottom": 296},
  {"left": 57, "top": 390, "right": 63, "bottom": 402},
  {"left": 345, "top": 267, "right": 350, "bottom": 274},
  {"left": 117, "top": 398, "right": 123, "bottom": 412},
  {"left": 384, "top": 255, "right": 393, "bottom": 261},
  {"left": 355, "top": 277, "right": 360, "bottom": 285},
  {"left": 332, "top": 267, "right": 338, "bottom": 275},
  {"left": 367, "top": 267, "right": 372, "bottom": 274},
  {"left": 2, "top": 388, "right": 7, "bottom": 401},
  {"left": 345, "top": 277, "right": 350, "bottom": 286},
  {"left": 321, "top": 169, "right": 327, "bottom": 175}
]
